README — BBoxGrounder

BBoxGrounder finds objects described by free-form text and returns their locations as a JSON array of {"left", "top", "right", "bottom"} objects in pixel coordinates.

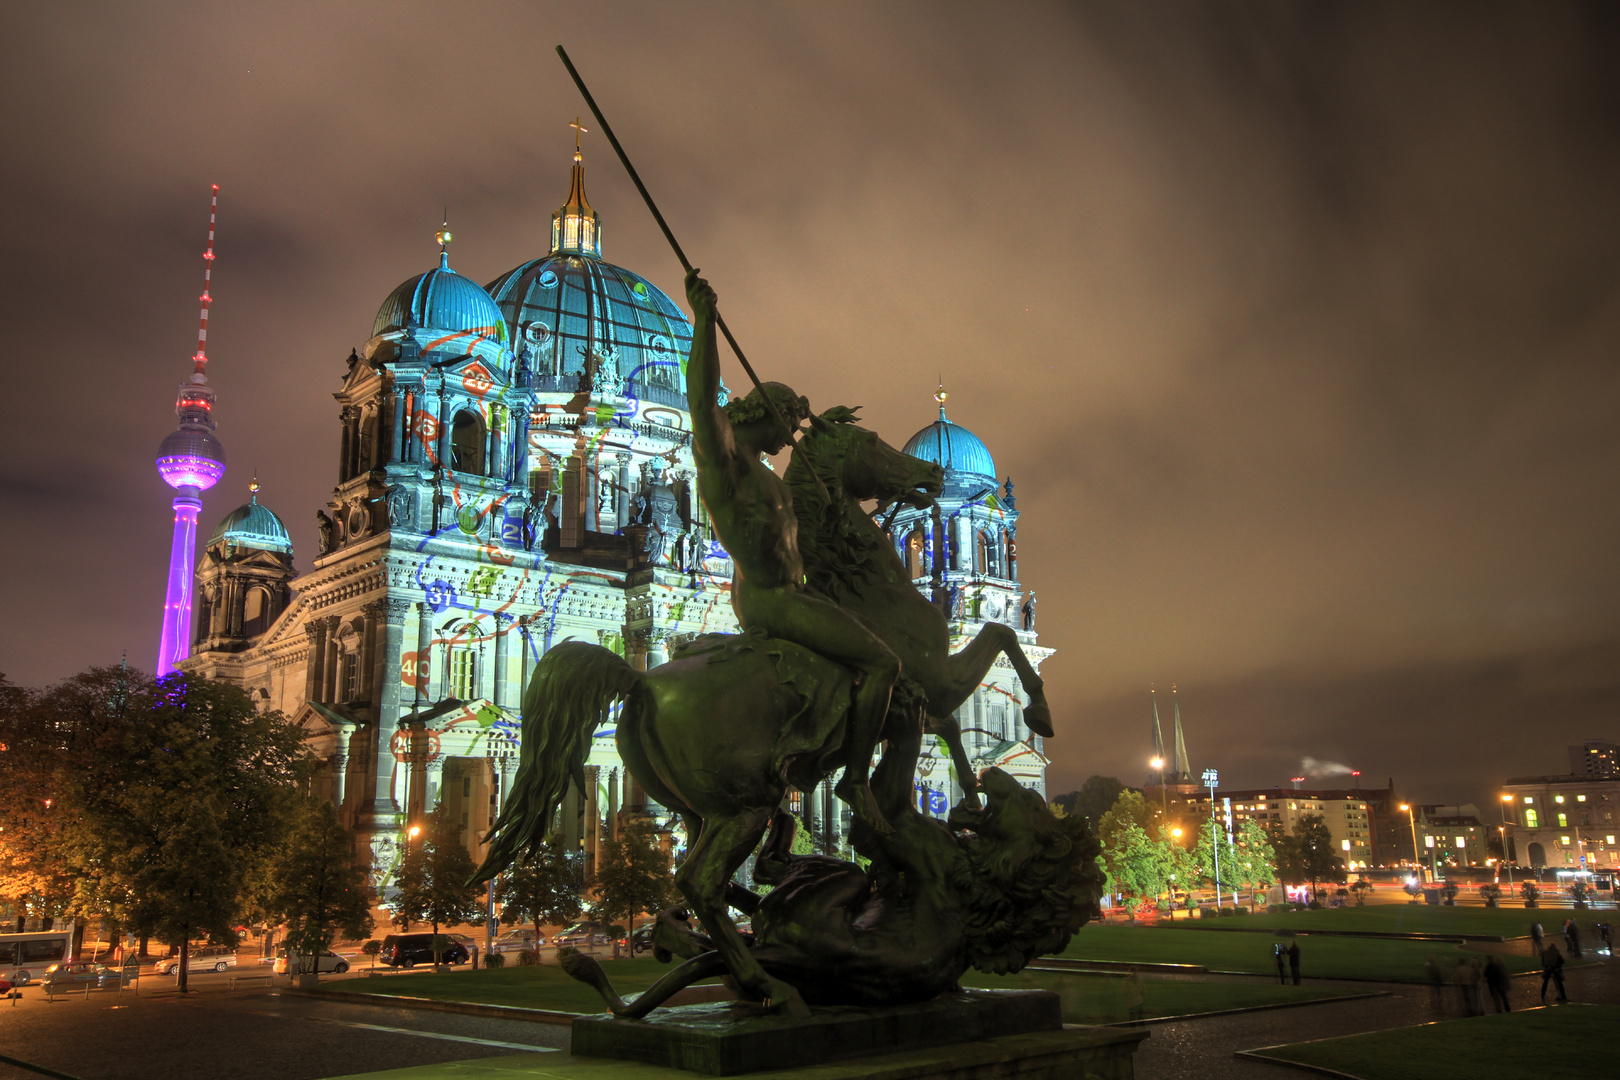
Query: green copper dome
[
  {"left": 374, "top": 252, "right": 509, "bottom": 344},
  {"left": 210, "top": 488, "right": 293, "bottom": 554}
]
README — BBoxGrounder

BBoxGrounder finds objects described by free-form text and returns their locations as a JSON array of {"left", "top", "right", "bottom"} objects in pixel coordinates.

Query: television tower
[{"left": 154, "top": 186, "right": 227, "bottom": 676}]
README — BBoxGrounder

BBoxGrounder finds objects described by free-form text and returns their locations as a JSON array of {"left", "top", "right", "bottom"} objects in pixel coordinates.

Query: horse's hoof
[
  {"left": 1022, "top": 700, "right": 1054, "bottom": 738},
  {"left": 766, "top": 984, "right": 812, "bottom": 1020}
]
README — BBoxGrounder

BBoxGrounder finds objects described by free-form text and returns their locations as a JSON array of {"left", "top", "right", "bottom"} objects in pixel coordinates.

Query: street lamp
[
  {"left": 1150, "top": 756, "right": 1167, "bottom": 817},
  {"left": 1203, "top": 768, "right": 1225, "bottom": 908},
  {"left": 1399, "top": 804, "right": 1423, "bottom": 884},
  {"left": 1499, "top": 795, "right": 1515, "bottom": 889}
]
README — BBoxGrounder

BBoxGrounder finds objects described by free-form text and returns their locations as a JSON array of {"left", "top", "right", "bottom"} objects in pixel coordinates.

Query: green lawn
[
  {"left": 1163, "top": 904, "right": 1568, "bottom": 939},
  {"left": 962, "top": 968, "right": 1363, "bottom": 1024},
  {"left": 330, "top": 958, "right": 718, "bottom": 1014},
  {"left": 1246, "top": 1004, "right": 1620, "bottom": 1080},
  {"left": 1061, "top": 925, "right": 1547, "bottom": 982}
]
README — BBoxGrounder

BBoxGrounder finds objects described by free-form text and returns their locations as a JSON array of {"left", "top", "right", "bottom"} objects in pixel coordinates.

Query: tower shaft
[{"left": 157, "top": 490, "right": 203, "bottom": 675}]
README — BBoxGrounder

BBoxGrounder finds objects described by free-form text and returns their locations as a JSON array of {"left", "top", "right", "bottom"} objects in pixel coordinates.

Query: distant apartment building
[
  {"left": 1156, "top": 786, "right": 1377, "bottom": 871},
  {"left": 1569, "top": 739, "right": 1620, "bottom": 780},
  {"left": 1413, "top": 805, "right": 1488, "bottom": 869}
]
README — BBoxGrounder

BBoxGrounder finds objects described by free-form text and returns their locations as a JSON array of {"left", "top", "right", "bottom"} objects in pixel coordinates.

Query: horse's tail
[{"left": 470, "top": 641, "right": 642, "bottom": 886}]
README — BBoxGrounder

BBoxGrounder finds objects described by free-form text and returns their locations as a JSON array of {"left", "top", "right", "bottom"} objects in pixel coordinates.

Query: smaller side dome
[
  {"left": 210, "top": 484, "right": 293, "bottom": 554},
  {"left": 373, "top": 252, "right": 509, "bottom": 343}
]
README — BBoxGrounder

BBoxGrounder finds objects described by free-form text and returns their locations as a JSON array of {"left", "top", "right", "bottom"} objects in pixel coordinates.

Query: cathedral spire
[
  {"left": 1151, "top": 686, "right": 1164, "bottom": 761},
  {"left": 1172, "top": 683, "right": 1191, "bottom": 782},
  {"left": 551, "top": 117, "right": 601, "bottom": 257},
  {"left": 934, "top": 378, "right": 948, "bottom": 421}
]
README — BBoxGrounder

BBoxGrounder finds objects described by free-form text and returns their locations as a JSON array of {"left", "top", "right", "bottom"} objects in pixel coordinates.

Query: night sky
[{"left": 3, "top": 3, "right": 1617, "bottom": 814}]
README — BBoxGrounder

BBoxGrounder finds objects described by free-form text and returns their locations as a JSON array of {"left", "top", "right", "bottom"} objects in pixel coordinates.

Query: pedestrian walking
[
  {"left": 1598, "top": 921, "right": 1613, "bottom": 955},
  {"left": 1539, "top": 944, "right": 1567, "bottom": 1003},
  {"left": 1273, "top": 943, "right": 1287, "bottom": 985},
  {"left": 470, "top": 944, "right": 479, "bottom": 970},
  {"left": 1287, "top": 941, "right": 1301, "bottom": 986},
  {"left": 1484, "top": 955, "right": 1511, "bottom": 1013},
  {"left": 1123, "top": 966, "right": 1145, "bottom": 1022},
  {"left": 1563, "top": 918, "right": 1582, "bottom": 958},
  {"left": 1460, "top": 958, "right": 1484, "bottom": 1016},
  {"left": 1530, "top": 921, "right": 1544, "bottom": 955}
]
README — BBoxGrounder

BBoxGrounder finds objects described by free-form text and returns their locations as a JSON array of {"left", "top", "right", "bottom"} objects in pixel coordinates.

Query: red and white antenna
[{"left": 193, "top": 184, "right": 219, "bottom": 379}]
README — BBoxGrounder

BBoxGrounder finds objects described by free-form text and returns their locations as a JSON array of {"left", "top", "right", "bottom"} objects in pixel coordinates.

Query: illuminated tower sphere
[{"left": 155, "top": 187, "right": 227, "bottom": 676}]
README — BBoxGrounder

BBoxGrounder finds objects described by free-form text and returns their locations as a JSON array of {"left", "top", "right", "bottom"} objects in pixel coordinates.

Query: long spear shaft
[{"left": 555, "top": 45, "right": 794, "bottom": 441}]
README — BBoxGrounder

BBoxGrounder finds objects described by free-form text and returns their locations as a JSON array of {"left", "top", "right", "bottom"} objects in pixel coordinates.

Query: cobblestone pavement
[{"left": 1135, "top": 948, "right": 1617, "bottom": 1080}]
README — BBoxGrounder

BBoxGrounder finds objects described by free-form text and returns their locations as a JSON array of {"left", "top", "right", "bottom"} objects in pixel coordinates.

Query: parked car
[
  {"left": 154, "top": 945, "right": 238, "bottom": 975},
  {"left": 494, "top": 929, "right": 544, "bottom": 953},
  {"left": 553, "top": 922, "right": 610, "bottom": 947},
  {"left": 41, "top": 961, "right": 120, "bottom": 992},
  {"left": 378, "top": 934, "right": 469, "bottom": 969},
  {"left": 272, "top": 949, "right": 350, "bottom": 975},
  {"left": 630, "top": 925, "right": 657, "bottom": 955}
]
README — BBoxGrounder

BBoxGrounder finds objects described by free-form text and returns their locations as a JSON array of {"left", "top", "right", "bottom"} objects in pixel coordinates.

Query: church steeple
[
  {"left": 1171, "top": 684, "right": 1191, "bottom": 782},
  {"left": 550, "top": 118, "right": 601, "bottom": 257}
]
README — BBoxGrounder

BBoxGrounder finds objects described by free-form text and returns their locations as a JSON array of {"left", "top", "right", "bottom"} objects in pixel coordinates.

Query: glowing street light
[
  {"left": 1400, "top": 803, "right": 1425, "bottom": 884},
  {"left": 1499, "top": 795, "right": 1515, "bottom": 889}
]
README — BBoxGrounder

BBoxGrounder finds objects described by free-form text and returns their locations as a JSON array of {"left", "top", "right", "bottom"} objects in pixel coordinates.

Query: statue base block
[{"left": 570, "top": 989, "right": 1091, "bottom": 1076}]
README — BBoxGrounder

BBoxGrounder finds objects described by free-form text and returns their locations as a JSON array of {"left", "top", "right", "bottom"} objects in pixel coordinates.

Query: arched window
[
  {"left": 243, "top": 587, "right": 270, "bottom": 637},
  {"left": 359, "top": 411, "right": 379, "bottom": 472},
  {"left": 1527, "top": 841, "right": 1546, "bottom": 867},
  {"left": 450, "top": 411, "right": 485, "bottom": 475},
  {"left": 976, "top": 530, "right": 992, "bottom": 575}
]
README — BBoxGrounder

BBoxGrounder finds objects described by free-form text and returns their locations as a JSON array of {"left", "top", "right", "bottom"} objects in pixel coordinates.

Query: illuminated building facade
[
  {"left": 155, "top": 187, "right": 226, "bottom": 676},
  {"left": 1502, "top": 773, "right": 1620, "bottom": 873},
  {"left": 182, "top": 141, "right": 1048, "bottom": 887},
  {"left": 1166, "top": 787, "right": 1378, "bottom": 870}
]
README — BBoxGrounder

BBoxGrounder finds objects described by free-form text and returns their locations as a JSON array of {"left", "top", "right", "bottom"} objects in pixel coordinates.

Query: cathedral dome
[
  {"left": 486, "top": 144, "right": 690, "bottom": 406},
  {"left": 903, "top": 408, "right": 996, "bottom": 483},
  {"left": 374, "top": 253, "right": 509, "bottom": 344},
  {"left": 209, "top": 484, "right": 293, "bottom": 554},
  {"left": 487, "top": 256, "right": 691, "bottom": 405}
]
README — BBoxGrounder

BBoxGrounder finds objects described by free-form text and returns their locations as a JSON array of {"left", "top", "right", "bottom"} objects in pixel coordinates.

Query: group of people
[
  {"left": 1424, "top": 954, "right": 1513, "bottom": 1015},
  {"left": 1271, "top": 941, "right": 1302, "bottom": 985}
]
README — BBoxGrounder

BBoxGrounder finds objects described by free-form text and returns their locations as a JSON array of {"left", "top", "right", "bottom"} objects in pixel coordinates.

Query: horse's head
[{"left": 806, "top": 409, "right": 943, "bottom": 510}]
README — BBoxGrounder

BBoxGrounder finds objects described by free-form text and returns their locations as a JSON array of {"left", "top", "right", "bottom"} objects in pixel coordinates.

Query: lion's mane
[{"left": 950, "top": 809, "right": 1104, "bottom": 976}]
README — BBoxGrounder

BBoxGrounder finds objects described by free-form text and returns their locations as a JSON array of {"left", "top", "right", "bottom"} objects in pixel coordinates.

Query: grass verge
[
  {"left": 1061, "top": 926, "right": 1548, "bottom": 982},
  {"left": 963, "top": 968, "right": 1364, "bottom": 1024},
  {"left": 1244, "top": 1003, "right": 1619, "bottom": 1080},
  {"left": 1163, "top": 904, "right": 1572, "bottom": 939},
  {"left": 330, "top": 958, "right": 716, "bottom": 1013}
]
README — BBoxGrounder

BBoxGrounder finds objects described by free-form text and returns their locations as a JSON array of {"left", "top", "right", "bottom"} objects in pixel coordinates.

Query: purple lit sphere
[{"left": 156, "top": 426, "right": 226, "bottom": 491}]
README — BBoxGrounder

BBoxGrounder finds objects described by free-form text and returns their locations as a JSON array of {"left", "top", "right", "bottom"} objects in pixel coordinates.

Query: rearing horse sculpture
[{"left": 786, "top": 407, "right": 1053, "bottom": 804}]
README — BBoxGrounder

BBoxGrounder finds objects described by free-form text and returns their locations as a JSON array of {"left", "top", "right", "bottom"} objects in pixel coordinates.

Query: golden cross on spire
[
  {"left": 435, "top": 207, "right": 452, "bottom": 251},
  {"left": 570, "top": 116, "right": 588, "bottom": 160}
]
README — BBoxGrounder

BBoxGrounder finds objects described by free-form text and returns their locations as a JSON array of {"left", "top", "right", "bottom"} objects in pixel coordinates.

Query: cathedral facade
[{"left": 181, "top": 144, "right": 1048, "bottom": 890}]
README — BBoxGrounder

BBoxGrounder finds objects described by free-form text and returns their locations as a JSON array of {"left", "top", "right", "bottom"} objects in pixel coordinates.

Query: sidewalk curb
[
  {"left": 287, "top": 988, "right": 583, "bottom": 1025},
  {"left": 1114, "top": 989, "right": 1390, "bottom": 1028}
]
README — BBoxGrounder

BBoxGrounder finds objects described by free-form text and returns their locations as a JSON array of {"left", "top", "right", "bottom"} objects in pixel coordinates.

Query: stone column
[
  {"left": 424, "top": 753, "right": 445, "bottom": 814},
  {"left": 492, "top": 612, "right": 511, "bottom": 709},
  {"left": 304, "top": 621, "right": 326, "bottom": 702},
  {"left": 360, "top": 599, "right": 385, "bottom": 702},
  {"left": 331, "top": 725, "right": 353, "bottom": 814},
  {"left": 362, "top": 598, "right": 411, "bottom": 828},
  {"left": 615, "top": 452, "right": 633, "bottom": 530},
  {"left": 322, "top": 617, "right": 342, "bottom": 702},
  {"left": 518, "top": 621, "right": 535, "bottom": 702},
  {"left": 415, "top": 602, "right": 433, "bottom": 707}
]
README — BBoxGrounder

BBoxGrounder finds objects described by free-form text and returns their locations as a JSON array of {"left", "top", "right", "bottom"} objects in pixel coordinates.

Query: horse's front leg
[
  {"left": 674, "top": 808, "right": 810, "bottom": 1019},
  {"left": 941, "top": 623, "right": 1052, "bottom": 739}
]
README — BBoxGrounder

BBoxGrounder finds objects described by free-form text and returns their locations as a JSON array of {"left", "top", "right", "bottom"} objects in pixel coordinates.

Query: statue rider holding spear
[
  {"left": 683, "top": 269, "right": 902, "bottom": 834},
  {"left": 553, "top": 45, "right": 904, "bottom": 832}
]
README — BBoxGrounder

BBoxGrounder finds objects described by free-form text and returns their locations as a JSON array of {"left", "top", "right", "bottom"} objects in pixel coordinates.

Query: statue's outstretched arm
[{"left": 684, "top": 269, "right": 734, "bottom": 473}]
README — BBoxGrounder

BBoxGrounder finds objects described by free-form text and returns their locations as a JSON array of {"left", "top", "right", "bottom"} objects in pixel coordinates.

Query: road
[{"left": 0, "top": 982, "right": 568, "bottom": 1080}]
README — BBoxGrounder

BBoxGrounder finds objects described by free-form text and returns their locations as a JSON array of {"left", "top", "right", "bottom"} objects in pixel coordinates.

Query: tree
[
  {"left": 1069, "top": 776, "right": 1127, "bottom": 832},
  {"left": 389, "top": 805, "right": 483, "bottom": 966},
  {"left": 494, "top": 835, "right": 583, "bottom": 962},
  {"left": 1276, "top": 813, "right": 1344, "bottom": 904},
  {"left": 1229, "top": 818, "right": 1278, "bottom": 905},
  {"left": 266, "top": 799, "right": 375, "bottom": 978},
  {"left": 1190, "top": 817, "right": 1239, "bottom": 903},
  {"left": 52, "top": 672, "right": 309, "bottom": 991},
  {"left": 1097, "top": 792, "right": 1181, "bottom": 918},
  {"left": 1350, "top": 877, "right": 1373, "bottom": 906},
  {"left": 590, "top": 815, "right": 676, "bottom": 957}
]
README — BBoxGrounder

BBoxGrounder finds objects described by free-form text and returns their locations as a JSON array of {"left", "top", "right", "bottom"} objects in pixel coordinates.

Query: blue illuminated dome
[
  {"left": 903, "top": 407, "right": 997, "bottom": 486},
  {"left": 374, "top": 253, "right": 509, "bottom": 344},
  {"left": 485, "top": 147, "right": 690, "bottom": 407},
  {"left": 210, "top": 487, "right": 293, "bottom": 554}
]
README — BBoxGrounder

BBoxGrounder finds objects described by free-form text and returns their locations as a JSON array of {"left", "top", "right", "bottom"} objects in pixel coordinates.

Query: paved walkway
[{"left": 1134, "top": 948, "right": 1617, "bottom": 1079}]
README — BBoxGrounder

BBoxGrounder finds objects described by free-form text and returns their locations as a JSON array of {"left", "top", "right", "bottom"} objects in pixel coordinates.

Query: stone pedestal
[{"left": 570, "top": 989, "right": 1105, "bottom": 1076}]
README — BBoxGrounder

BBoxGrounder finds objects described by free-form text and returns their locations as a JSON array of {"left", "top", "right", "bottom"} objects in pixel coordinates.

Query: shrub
[
  {"left": 1520, "top": 882, "right": 1540, "bottom": 908},
  {"left": 1219, "top": 905, "right": 1237, "bottom": 916},
  {"left": 1232, "top": 905, "right": 1249, "bottom": 915},
  {"left": 1267, "top": 903, "right": 1292, "bottom": 914},
  {"left": 1307, "top": 900, "right": 1322, "bottom": 910},
  {"left": 483, "top": 952, "right": 505, "bottom": 969},
  {"left": 1479, "top": 883, "right": 1502, "bottom": 908},
  {"left": 517, "top": 948, "right": 540, "bottom": 966}
]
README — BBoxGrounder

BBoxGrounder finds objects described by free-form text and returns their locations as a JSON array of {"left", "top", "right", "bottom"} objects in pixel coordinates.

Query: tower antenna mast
[
  {"left": 194, "top": 184, "right": 218, "bottom": 378},
  {"left": 553, "top": 45, "right": 794, "bottom": 444}
]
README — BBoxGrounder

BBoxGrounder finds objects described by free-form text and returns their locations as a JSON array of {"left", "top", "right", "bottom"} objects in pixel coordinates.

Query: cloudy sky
[{"left": 3, "top": 2, "right": 1617, "bottom": 811}]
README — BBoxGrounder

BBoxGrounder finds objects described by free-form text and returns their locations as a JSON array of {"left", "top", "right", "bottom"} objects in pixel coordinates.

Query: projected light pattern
[{"left": 155, "top": 186, "right": 226, "bottom": 676}]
